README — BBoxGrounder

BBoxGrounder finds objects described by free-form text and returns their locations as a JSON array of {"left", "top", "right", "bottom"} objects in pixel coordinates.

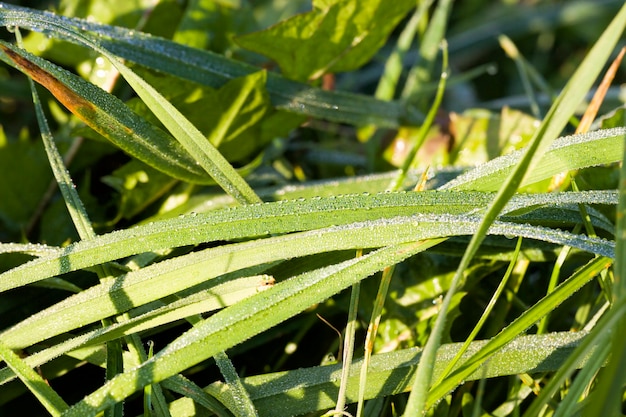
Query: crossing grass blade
[
  {"left": 0, "top": 190, "right": 616, "bottom": 292},
  {"left": 0, "top": 341, "right": 68, "bottom": 417},
  {"left": 404, "top": 4, "right": 626, "bottom": 414},
  {"left": 0, "top": 215, "right": 614, "bottom": 356}
]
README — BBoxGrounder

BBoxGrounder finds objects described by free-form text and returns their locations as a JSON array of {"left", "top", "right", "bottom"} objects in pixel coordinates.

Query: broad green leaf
[
  {"left": 448, "top": 107, "right": 538, "bottom": 165},
  {"left": 0, "top": 3, "right": 423, "bottom": 127},
  {"left": 0, "top": 40, "right": 212, "bottom": 185},
  {"left": 235, "top": 0, "right": 415, "bottom": 81}
]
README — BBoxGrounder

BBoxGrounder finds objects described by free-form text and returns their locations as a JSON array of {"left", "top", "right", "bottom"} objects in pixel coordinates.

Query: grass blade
[
  {"left": 0, "top": 190, "right": 616, "bottom": 292},
  {"left": 0, "top": 340, "right": 68, "bottom": 416},
  {"left": 404, "top": 4, "right": 626, "bottom": 414},
  {"left": 0, "top": 40, "right": 211, "bottom": 185},
  {"left": 59, "top": 242, "right": 429, "bottom": 416}
]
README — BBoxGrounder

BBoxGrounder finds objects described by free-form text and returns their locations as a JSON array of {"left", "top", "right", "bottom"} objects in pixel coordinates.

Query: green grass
[{"left": 0, "top": 1, "right": 625, "bottom": 416}]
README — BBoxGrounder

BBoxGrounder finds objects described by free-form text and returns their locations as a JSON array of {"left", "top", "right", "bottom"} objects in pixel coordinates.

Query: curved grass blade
[
  {"left": 405, "top": 4, "right": 626, "bottom": 414},
  {"left": 439, "top": 127, "right": 626, "bottom": 191},
  {"left": 0, "top": 190, "right": 616, "bottom": 292},
  {"left": 59, "top": 242, "right": 431, "bottom": 416},
  {"left": 0, "top": 40, "right": 212, "bottom": 185},
  {"left": 0, "top": 3, "right": 423, "bottom": 128},
  {"left": 0, "top": 215, "right": 614, "bottom": 351}
]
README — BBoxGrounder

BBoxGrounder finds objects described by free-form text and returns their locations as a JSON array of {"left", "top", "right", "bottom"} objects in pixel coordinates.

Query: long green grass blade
[
  {"left": 404, "top": 4, "right": 626, "bottom": 414},
  {"left": 0, "top": 190, "right": 615, "bottom": 292},
  {"left": 0, "top": 340, "right": 68, "bottom": 416},
  {"left": 0, "top": 216, "right": 614, "bottom": 351}
]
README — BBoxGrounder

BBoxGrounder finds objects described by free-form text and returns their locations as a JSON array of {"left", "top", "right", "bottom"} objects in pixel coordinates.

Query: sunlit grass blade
[
  {"left": 0, "top": 340, "right": 68, "bottom": 416},
  {"left": 354, "top": 42, "right": 449, "bottom": 417},
  {"left": 60, "top": 242, "right": 430, "bottom": 416},
  {"left": 0, "top": 216, "right": 614, "bottom": 353},
  {"left": 0, "top": 190, "right": 616, "bottom": 292},
  {"left": 439, "top": 127, "right": 626, "bottom": 191},
  {"left": 427, "top": 255, "right": 613, "bottom": 408},
  {"left": 405, "top": 4, "right": 626, "bottom": 414}
]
